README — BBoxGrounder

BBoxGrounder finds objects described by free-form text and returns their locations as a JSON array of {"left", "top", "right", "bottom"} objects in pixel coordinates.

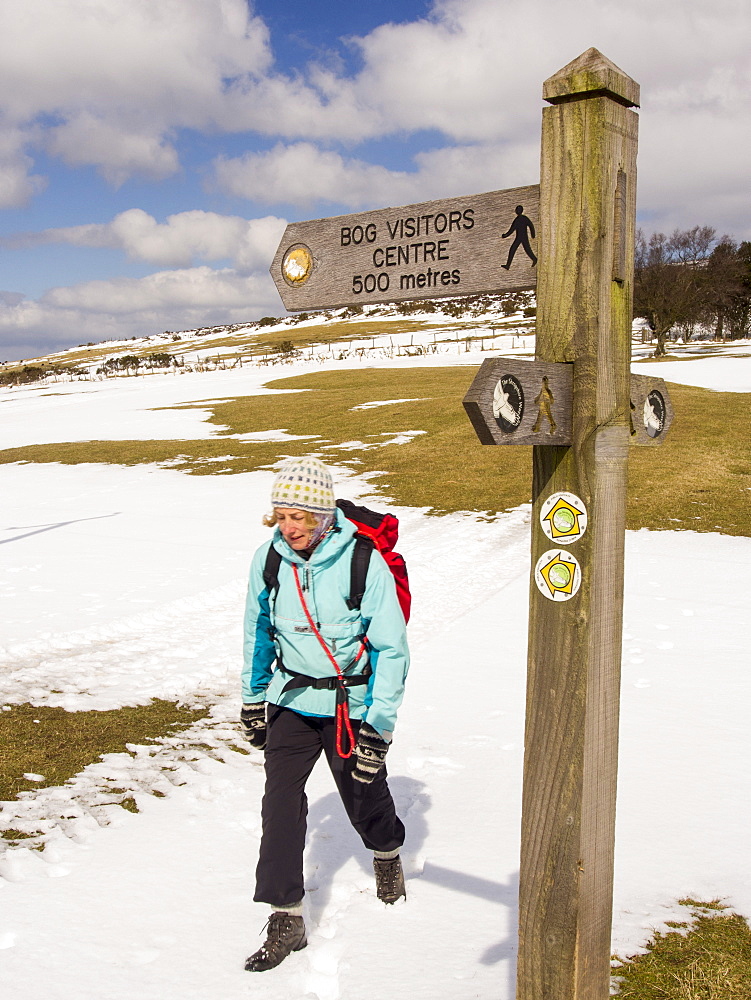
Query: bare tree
[
  {"left": 634, "top": 226, "right": 717, "bottom": 355},
  {"left": 700, "top": 238, "right": 746, "bottom": 341},
  {"left": 725, "top": 241, "right": 751, "bottom": 340}
]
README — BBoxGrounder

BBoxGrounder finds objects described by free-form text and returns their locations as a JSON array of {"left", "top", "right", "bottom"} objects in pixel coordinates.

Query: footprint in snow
[
  {"left": 406, "top": 756, "right": 464, "bottom": 777},
  {"left": 0, "top": 931, "right": 17, "bottom": 950},
  {"left": 303, "top": 940, "right": 341, "bottom": 1000},
  {"left": 129, "top": 948, "right": 161, "bottom": 965},
  {"left": 45, "top": 865, "right": 71, "bottom": 878}
]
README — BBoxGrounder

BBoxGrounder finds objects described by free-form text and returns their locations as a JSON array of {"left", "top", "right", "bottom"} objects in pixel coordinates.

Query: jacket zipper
[{"left": 303, "top": 563, "right": 321, "bottom": 628}]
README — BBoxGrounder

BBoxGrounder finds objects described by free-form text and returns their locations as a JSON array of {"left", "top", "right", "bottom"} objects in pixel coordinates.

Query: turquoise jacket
[{"left": 242, "top": 508, "right": 409, "bottom": 739}]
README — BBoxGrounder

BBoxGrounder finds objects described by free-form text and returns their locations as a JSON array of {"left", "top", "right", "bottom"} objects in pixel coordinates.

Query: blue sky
[{"left": 0, "top": 0, "right": 749, "bottom": 362}]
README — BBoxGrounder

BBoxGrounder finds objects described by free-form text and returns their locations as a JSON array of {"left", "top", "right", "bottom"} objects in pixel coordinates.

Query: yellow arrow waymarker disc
[
  {"left": 540, "top": 490, "right": 588, "bottom": 543},
  {"left": 534, "top": 548, "right": 582, "bottom": 602}
]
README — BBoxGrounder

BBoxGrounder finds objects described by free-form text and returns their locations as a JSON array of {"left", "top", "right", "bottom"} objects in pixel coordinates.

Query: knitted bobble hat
[{"left": 270, "top": 457, "right": 336, "bottom": 515}]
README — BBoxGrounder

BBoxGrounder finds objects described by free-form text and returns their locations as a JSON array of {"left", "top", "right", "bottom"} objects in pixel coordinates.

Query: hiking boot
[
  {"left": 244, "top": 912, "right": 307, "bottom": 972},
  {"left": 373, "top": 854, "right": 406, "bottom": 904}
]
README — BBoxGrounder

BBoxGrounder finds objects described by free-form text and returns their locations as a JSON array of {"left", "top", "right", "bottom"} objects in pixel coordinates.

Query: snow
[
  {"left": 631, "top": 351, "right": 751, "bottom": 392},
  {"left": 350, "top": 398, "right": 425, "bottom": 410},
  {"left": 0, "top": 368, "right": 309, "bottom": 448},
  {"left": 1, "top": 339, "right": 750, "bottom": 998}
]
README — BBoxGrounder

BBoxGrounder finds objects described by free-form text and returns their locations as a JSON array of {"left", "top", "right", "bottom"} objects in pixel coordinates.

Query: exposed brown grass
[
  {"left": 613, "top": 899, "right": 751, "bottom": 999},
  {"left": 0, "top": 700, "right": 207, "bottom": 804},
  {"left": 0, "top": 368, "right": 748, "bottom": 534}
]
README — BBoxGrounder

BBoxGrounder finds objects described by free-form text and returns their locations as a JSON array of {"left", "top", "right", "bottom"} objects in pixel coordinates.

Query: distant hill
[{"left": 1, "top": 290, "right": 536, "bottom": 383}]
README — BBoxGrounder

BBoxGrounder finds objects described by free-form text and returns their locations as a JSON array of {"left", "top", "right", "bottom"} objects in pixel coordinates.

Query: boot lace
[
  {"left": 256, "top": 913, "right": 296, "bottom": 959},
  {"left": 375, "top": 856, "right": 403, "bottom": 895}
]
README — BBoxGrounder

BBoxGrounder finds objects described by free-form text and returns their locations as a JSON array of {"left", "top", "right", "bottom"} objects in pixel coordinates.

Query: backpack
[{"left": 262, "top": 499, "right": 411, "bottom": 623}]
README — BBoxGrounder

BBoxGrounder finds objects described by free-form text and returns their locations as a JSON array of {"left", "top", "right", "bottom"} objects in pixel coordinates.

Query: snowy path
[
  {"left": 3, "top": 511, "right": 751, "bottom": 998},
  {"left": 2, "top": 350, "right": 750, "bottom": 998},
  {"left": 1, "top": 471, "right": 531, "bottom": 999}
]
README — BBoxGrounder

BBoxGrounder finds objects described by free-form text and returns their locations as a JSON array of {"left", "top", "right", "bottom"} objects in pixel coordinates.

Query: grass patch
[
  {"left": 0, "top": 368, "right": 749, "bottom": 534},
  {"left": 612, "top": 898, "right": 751, "bottom": 998},
  {"left": 247, "top": 367, "right": 531, "bottom": 513},
  {"left": 0, "top": 700, "right": 207, "bottom": 803},
  {"left": 0, "top": 437, "right": 278, "bottom": 475},
  {"left": 627, "top": 382, "right": 751, "bottom": 534}
]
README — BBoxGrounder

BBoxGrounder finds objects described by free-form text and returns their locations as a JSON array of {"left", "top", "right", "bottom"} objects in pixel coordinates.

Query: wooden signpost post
[
  {"left": 270, "top": 46, "right": 673, "bottom": 1000},
  {"left": 464, "top": 49, "right": 671, "bottom": 999}
]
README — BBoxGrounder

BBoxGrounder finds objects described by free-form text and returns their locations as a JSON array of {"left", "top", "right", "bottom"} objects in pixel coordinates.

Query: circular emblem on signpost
[
  {"left": 535, "top": 549, "right": 582, "bottom": 602},
  {"left": 540, "top": 491, "right": 588, "bottom": 544},
  {"left": 492, "top": 374, "right": 524, "bottom": 433},
  {"left": 643, "top": 389, "right": 666, "bottom": 438},
  {"left": 281, "top": 244, "right": 314, "bottom": 287}
]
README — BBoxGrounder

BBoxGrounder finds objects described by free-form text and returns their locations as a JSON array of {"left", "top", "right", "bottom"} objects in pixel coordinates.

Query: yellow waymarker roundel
[
  {"left": 282, "top": 244, "right": 314, "bottom": 286},
  {"left": 534, "top": 548, "right": 582, "bottom": 602},
  {"left": 540, "top": 491, "right": 588, "bottom": 544}
]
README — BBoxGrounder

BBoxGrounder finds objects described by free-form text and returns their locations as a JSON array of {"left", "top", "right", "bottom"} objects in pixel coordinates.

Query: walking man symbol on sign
[
  {"left": 532, "top": 376, "right": 556, "bottom": 433},
  {"left": 501, "top": 205, "right": 537, "bottom": 269}
]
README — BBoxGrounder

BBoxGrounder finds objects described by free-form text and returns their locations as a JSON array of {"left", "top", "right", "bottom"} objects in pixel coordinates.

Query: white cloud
[
  {"left": 0, "top": 0, "right": 272, "bottom": 183},
  {"left": 225, "top": 0, "right": 749, "bottom": 145},
  {"left": 213, "top": 139, "right": 540, "bottom": 210},
  {"left": 0, "top": 0, "right": 748, "bottom": 234},
  {"left": 0, "top": 157, "right": 47, "bottom": 210},
  {"left": 214, "top": 143, "right": 419, "bottom": 209},
  {"left": 209, "top": 0, "right": 751, "bottom": 235},
  {"left": 2, "top": 0, "right": 750, "bottom": 361},
  {"left": 0, "top": 126, "right": 47, "bottom": 208},
  {"left": 43, "top": 266, "right": 265, "bottom": 313},
  {"left": 638, "top": 110, "right": 751, "bottom": 238},
  {"left": 0, "top": 204, "right": 289, "bottom": 361},
  {"left": 46, "top": 117, "right": 180, "bottom": 186},
  {"left": 11, "top": 210, "right": 287, "bottom": 270},
  {"left": 0, "top": 266, "right": 282, "bottom": 363}
]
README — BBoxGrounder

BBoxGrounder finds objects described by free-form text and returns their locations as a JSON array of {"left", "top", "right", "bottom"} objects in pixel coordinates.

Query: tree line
[{"left": 634, "top": 226, "right": 751, "bottom": 355}]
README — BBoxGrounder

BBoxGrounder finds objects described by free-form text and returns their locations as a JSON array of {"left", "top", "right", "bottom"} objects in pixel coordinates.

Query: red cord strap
[{"left": 291, "top": 563, "right": 366, "bottom": 759}]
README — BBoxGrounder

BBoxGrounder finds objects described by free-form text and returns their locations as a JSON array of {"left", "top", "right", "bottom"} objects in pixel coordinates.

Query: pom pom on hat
[{"left": 271, "top": 457, "right": 336, "bottom": 515}]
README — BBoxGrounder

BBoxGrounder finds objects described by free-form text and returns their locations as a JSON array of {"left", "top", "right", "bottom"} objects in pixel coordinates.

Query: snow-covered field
[{"left": 1, "top": 340, "right": 750, "bottom": 999}]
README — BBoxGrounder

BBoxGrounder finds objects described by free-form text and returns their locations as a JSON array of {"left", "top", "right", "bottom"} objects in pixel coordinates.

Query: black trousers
[{"left": 254, "top": 706, "right": 405, "bottom": 908}]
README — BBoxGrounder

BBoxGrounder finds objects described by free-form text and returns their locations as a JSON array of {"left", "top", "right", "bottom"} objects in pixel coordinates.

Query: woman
[{"left": 241, "top": 456, "right": 410, "bottom": 972}]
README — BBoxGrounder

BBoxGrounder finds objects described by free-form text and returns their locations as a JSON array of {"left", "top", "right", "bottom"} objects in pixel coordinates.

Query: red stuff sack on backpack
[{"left": 336, "top": 499, "right": 411, "bottom": 624}]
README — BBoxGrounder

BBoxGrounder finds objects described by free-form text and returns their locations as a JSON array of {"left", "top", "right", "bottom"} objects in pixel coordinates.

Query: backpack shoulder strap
[
  {"left": 263, "top": 536, "right": 372, "bottom": 616},
  {"left": 346, "top": 535, "right": 373, "bottom": 613},
  {"left": 262, "top": 543, "right": 282, "bottom": 600}
]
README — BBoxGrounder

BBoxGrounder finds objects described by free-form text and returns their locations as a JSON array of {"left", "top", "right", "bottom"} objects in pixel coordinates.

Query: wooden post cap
[{"left": 543, "top": 47, "right": 640, "bottom": 108}]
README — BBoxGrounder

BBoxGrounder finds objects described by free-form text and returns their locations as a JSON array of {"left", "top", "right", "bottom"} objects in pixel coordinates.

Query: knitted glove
[
  {"left": 240, "top": 703, "right": 267, "bottom": 750},
  {"left": 352, "top": 722, "right": 390, "bottom": 784}
]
